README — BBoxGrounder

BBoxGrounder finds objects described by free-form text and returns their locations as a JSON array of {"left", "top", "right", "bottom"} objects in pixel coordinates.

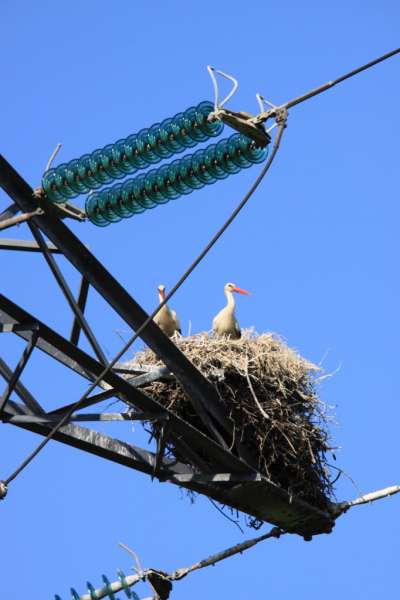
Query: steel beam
[
  {"left": 70, "top": 275, "right": 90, "bottom": 346},
  {"left": 0, "top": 356, "right": 45, "bottom": 414},
  {"left": 3, "top": 400, "right": 195, "bottom": 478},
  {"left": 0, "top": 307, "right": 96, "bottom": 382},
  {"left": 28, "top": 221, "right": 107, "bottom": 366},
  {"left": 3, "top": 398, "right": 336, "bottom": 537},
  {"left": 112, "top": 362, "right": 174, "bottom": 380},
  {"left": 0, "top": 155, "right": 257, "bottom": 469},
  {"left": 0, "top": 237, "right": 63, "bottom": 253},
  {"left": 2, "top": 411, "right": 169, "bottom": 424},
  {"left": 0, "top": 203, "right": 19, "bottom": 222},
  {"left": 0, "top": 329, "right": 40, "bottom": 413},
  {"left": 152, "top": 419, "right": 171, "bottom": 480},
  {"left": 160, "top": 473, "right": 264, "bottom": 483},
  {"left": 0, "top": 322, "right": 39, "bottom": 332}
]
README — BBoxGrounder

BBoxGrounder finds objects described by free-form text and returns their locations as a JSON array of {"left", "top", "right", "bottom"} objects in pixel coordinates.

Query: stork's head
[
  {"left": 224, "top": 282, "right": 251, "bottom": 295},
  {"left": 158, "top": 285, "right": 166, "bottom": 299}
]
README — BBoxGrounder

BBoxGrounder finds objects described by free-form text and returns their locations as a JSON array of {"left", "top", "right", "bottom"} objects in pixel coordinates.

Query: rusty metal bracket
[{"left": 0, "top": 206, "right": 44, "bottom": 232}]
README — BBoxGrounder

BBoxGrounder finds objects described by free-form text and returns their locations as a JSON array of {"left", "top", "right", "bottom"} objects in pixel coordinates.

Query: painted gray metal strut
[{"left": 2, "top": 399, "right": 335, "bottom": 537}]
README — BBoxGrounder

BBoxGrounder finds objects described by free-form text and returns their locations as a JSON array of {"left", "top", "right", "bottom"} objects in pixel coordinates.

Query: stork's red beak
[
  {"left": 232, "top": 287, "right": 251, "bottom": 295},
  {"left": 159, "top": 288, "right": 165, "bottom": 299}
]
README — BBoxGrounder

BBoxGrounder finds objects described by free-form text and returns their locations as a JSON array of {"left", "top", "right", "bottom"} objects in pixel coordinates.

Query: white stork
[
  {"left": 212, "top": 282, "right": 251, "bottom": 340},
  {"left": 154, "top": 285, "right": 181, "bottom": 337}
]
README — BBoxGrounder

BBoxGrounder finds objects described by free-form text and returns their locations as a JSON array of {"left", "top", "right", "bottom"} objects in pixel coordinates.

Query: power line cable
[
  {"left": 3, "top": 124, "right": 286, "bottom": 488},
  {"left": 3, "top": 46, "right": 400, "bottom": 489}
]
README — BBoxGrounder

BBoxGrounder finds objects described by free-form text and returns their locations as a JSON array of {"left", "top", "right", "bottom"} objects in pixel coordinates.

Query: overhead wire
[
  {"left": 3, "top": 123, "right": 286, "bottom": 487},
  {"left": 3, "top": 46, "right": 400, "bottom": 488}
]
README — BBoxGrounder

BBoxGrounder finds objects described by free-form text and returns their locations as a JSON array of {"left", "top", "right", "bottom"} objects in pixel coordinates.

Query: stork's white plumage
[
  {"left": 154, "top": 285, "right": 181, "bottom": 337},
  {"left": 212, "top": 282, "right": 251, "bottom": 339}
]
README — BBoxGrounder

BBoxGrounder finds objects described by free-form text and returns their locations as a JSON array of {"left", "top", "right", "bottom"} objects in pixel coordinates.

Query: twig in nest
[
  {"left": 315, "top": 361, "right": 342, "bottom": 384},
  {"left": 245, "top": 355, "right": 270, "bottom": 420},
  {"left": 208, "top": 497, "right": 244, "bottom": 533},
  {"left": 306, "top": 435, "right": 316, "bottom": 464}
]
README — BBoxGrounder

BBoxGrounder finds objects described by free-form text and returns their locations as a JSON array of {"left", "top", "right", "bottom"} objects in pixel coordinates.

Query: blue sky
[{"left": 1, "top": 1, "right": 399, "bottom": 599}]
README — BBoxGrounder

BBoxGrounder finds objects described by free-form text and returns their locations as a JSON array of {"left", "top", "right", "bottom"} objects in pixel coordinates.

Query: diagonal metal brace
[
  {"left": 0, "top": 356, "right": 45, "bottom": 415},
  {"left": 152, "top": 417, "right": 171, "bottom": 480},
  {"left": 0, "top": 328, "right": 40, "bottom": 414}
]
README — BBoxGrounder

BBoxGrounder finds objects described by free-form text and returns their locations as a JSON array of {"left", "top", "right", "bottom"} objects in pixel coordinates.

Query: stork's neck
[{"left": 225, "top": 290, "right": 235, "bottom": 312}]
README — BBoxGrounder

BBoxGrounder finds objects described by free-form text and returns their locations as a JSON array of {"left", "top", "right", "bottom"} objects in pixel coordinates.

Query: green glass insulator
[
  {"left": 111, "top": 140, "right": 137, "bottom": 175},
  {"left": 54, "top": 164, "right": 79, "bottom": 199},
  {"left": 124, "top": 134, "right": 147, "bottom": 169},
  {"left": 70, "top": 589, "right": 80, "bottom": 600},
  {"left": 182, "top": 106, "right": 209, "bottom": 143},
  {"left": 55, "top": 595, "right": 63, "bottom": 600},
  {"left": 195, "top": 101, "right": 224, "bottom": 137},
  {"left": 144, "top": 169, "right": 170, "bottom": 204},
  {"left": 116, "top": 569, "right": 132, "bottom": 598},
  {"left": 89, "top": 150, "right": 113, "bottom": 184},
  {"left": 109, "top": 183, "right": 134, "bottom": 218},
  {"left": 102, "top": 575, "right": 116, "bottom": 600},
  {"left": 77, "top": 155, "right": 102, "bottom": 190},
  {"left": 238, "top": 135, "right": 269, "bottom": 163},
  {"left": 182, "top": 107, "right": 208, "bottom": 142},
  {"left": 159, "top": 118, "right": 185, "bottom": 155},
  {"left": 203, "top": 145, "right": 229, "bottom": 180},
  {"left": 131, "top": 593, "right": 140, "bottom": 600},
  {"left": 132, "top": 174, "right": 158, "bottom": 209},
  {"left": 226, "top": 134, "right": 252, "bottom": 169},
  {"left": 135, "top": 129, "right": 162, "bottom": 165},
  {"left": 215, "top": 139, "right": 241, "bottom": 174},
  {"left": 121, "top": 180, "right": 146, "bottom": 214},
  {"left": 191, "top": 148, "right": 217, "bottom": 185},
  {"left": 85, "top": 193, "right": 110, "bottom": 227},
  {"left": 100, "top": 145, "right": 125, "bottom": 180},
  {"left": 179, "top": 155, "right": 205, "bottom": 190},
  {"left": 87, "top": 582, "right": 99, "bottom": 600},
  {"left": 155, "top": 164, "right": 180, "bottom": 200},
  {"left": 171, "top": 113, "right": 197, "bottom": 148},
  {"left": 65, "top": 159, "right": 91, "bottom": 194},
  {"left": 148, "top": 123, "right": 173, "bottom": 159},
  {"left": 42, "top": 169, "right": 67, "bottom": 203},
  {"left": 98, "top": 189, "right": 122, "bottom": 223},
  {"left": 168, "top": 159, "right": 194, "bottom": 195}
]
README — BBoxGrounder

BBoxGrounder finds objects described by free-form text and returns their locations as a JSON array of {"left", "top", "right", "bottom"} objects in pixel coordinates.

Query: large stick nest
[{"left": 130, "top": 329, "right": 337, "bottom": 512}]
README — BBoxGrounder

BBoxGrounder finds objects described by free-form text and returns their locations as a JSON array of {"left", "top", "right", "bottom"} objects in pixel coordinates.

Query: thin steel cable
[
  {"left": 3, "top": 124, "right": 286, "bottom": 486},
  {"left": 3, "top": 47, "right": 399, "bottom": 490}
]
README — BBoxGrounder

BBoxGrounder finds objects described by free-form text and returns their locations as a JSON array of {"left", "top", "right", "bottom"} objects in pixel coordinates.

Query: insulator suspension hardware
[
  {"left": 55, "top": 568, "right": 140, "bottom": 600},
  {"left": 85, "top": 133, "right": 269, "bottom": 227},
  {"left": 42, "top": 101, "right": 223, "bottom": 203}
]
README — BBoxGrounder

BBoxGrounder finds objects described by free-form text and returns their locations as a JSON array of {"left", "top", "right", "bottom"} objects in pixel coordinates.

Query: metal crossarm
[{"left": 2, "top": 399, "right": 335, "bottom": 537}]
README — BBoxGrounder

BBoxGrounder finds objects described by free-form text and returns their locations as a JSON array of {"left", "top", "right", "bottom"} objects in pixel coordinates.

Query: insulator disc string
[
  {"left": 42, "top": 101, "right": 223, "bottom": 203},
  {"left": 85, "top": 132, "right": 268, "bottom": 227}
]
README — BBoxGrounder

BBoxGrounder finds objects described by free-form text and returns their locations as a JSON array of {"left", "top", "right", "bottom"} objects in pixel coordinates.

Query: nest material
[{"left": 130, "top": 329, "right": 337, "bottom": 511}]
